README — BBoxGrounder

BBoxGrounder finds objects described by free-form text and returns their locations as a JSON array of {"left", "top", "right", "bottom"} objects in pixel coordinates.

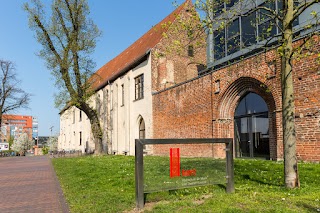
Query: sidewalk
[{"left": 0, "top": 156, "right": 69, "bottom": 213}]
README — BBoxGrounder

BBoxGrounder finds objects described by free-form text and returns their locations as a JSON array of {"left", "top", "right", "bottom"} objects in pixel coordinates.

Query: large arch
[{"left": 216, "top": 77, "right": 279, "bottom": 160}]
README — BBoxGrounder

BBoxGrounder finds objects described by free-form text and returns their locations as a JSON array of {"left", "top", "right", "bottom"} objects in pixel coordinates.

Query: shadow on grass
[
  {"left": 241, "top": 174, "right": 283, "bottom": 187},
  {"left": 296, "top": 202, "right": 319, "bottom": 212}
]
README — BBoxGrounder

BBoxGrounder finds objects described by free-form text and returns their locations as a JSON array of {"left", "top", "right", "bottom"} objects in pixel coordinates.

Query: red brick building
[
  {"left": 153, "top": 47, "right": 320, "bottom": 161},
  {"left": 1, "top": 115, "right": 33, "bottom": 141},
  {"left": 152, "top": 0, "right": 320, "bottom": 162}
]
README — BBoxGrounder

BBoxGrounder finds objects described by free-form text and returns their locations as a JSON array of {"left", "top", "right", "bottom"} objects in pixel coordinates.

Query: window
[
  {"left": 277, "top": 0, "right": 299, "bottom": 29},
  {"left": 214, "top": 29, "right": 226, "bottom": 60},
  {"left": 227, "top": 19, "right": 240, "bottom": 54},
  {"left": 79, "top": 111, "right": 82, "bottom": 122},
  {"left": 79, "top": 131, "right": 82, "bottom": 146},
  {"left": 241, "top": 12, "right": 257, "bottom": 47},
  {"left": 226, "top": 0, "right": 238, "bottom": 8},
  {"left": 121, "top": 84, "right": 124, "bottom": 106},
  {"left": 213, "top": 0, "right": 238, "bottom": 17},
  {"left": 188, "top": 45, "right": 194, "bottom": 57},
  {"left": 212, "top": 0, "right": 300, "bottom": 62},
  {"left": 257, "top": 1, "right": 277, "bottom": 41},
  {"left": 135, "top": 74, "right": 144, "bottom": 100},
  {"left": 139, "top": 118, "right": 145, "bottom": 139}
]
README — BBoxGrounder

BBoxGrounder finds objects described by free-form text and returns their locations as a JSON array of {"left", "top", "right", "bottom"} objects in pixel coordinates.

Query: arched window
[
  {"left": 235, "top": 92, "right": 268, "bottom": 116},
  {"left": 139, "top": 118, "right": 145, "bottom": 139}
]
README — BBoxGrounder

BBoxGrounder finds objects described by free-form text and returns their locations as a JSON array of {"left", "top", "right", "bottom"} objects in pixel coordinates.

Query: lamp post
[{"left": 50, "top": 126, "right": 54, "bottom": 137}]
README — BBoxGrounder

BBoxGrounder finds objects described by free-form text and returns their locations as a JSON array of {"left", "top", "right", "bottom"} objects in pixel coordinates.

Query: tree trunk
[
  {"left": 281, "top": 0, "right": 300, "bottom": 188},
  {"left": 90, "top": 118, "right": 103, "bottom": 154},
  {"left": 80, "top": 102, "right": 104, "bottom": 155}
]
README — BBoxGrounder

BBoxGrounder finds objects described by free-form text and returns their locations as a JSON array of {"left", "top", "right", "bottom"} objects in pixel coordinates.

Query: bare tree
[
  {"left": 171, "top": 0, "right": 320, "bottom": 188},
  {"left": 0, "top": 60, "right": 30, "bottom": 127},
  {"left": 24, "top": 0, "right": 104, "bottom": 154}
]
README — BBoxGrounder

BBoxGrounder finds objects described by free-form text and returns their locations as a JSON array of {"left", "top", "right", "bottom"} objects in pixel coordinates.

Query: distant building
[
  {"left": 1, "top": 115, "right": 38, "bottom": 142},
  {"left": 37, "top": 136, "right": 50, "bottom": 148},
  {"left": 32, "top": 117, "right": 39, "bottom": 140}
]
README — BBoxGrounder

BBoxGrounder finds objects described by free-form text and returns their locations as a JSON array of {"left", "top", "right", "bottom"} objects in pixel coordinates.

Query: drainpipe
[
  {"left": 128, "top": 76, "right": 131, "bottom": 155},
  {"left": 116, "top": 83, "right": 119, "bottom": 153}
]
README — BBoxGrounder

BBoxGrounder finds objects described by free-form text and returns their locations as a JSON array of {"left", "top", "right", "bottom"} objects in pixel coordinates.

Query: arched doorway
[{"left": 234, "top": 92, "right": 270, "bottom": 158}]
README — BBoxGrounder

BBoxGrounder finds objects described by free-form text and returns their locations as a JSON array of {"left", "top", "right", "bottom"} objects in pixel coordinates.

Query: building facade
[
  {"left": 1, "top": 115, "right": 36, "bottom": 142},
  {"left": 58, "top": 0, "right": 206, "bottom": 155},
  {"left": 59, "top": 0, "right": 320, "bottom": 161},
  {"left": 152, "top": 0, "right": 320, "bottom": 161}
]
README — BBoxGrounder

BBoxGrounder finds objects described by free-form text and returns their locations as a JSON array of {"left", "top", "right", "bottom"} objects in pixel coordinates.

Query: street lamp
[{"left": 50, "top": 126, "right": 54, "bottom": 137}]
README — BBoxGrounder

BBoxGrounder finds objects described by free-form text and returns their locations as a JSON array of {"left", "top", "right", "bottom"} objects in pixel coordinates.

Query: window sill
[{"left": 133, "top": 97, "right": 144, "bottom": 102}]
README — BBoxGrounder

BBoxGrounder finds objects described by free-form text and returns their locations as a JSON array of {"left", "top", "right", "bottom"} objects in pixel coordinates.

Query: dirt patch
[
  {"left": 124, "top": 201, "right": 170, "bottom": 213},
  {"left": 192, "top": 194, "right": 213, "bottom": 205}
]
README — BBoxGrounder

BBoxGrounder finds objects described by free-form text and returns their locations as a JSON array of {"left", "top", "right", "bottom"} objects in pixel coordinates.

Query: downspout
[
  {"left": 116, "top": 83, "right": 119, "bottom": 153},
  {"left": 110, "top": 84, "right": 113, "bottom": 154},
  {"left": 128, "top": 76, "right": 131, "bottom": 155},
  {"left": 211, "top": 72, "right": 214, "bottom": 158},
  {"left": 211, "top": 74, "right": 214, "bottom": 138}
]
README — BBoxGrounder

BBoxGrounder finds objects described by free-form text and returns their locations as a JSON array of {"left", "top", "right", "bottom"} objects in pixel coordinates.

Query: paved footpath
[{"left": 0, "top": 156, "right": 69, "bottom": 213}]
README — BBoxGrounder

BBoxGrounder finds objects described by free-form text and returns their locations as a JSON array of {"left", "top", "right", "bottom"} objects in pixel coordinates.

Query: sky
[{"left": 0, "top": 0, "right": 185, "bottom": 136}]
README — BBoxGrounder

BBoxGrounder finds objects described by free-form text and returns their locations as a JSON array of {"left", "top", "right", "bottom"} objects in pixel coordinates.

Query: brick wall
[
  {"left": 151, "top": 1, "right": 206, "bottom": 93},
  {"left": 152, "top": 43, "right": 320, "bottom": 161},
  {"left": 293, "top": 50, "right": 320, "bottom": 161}
]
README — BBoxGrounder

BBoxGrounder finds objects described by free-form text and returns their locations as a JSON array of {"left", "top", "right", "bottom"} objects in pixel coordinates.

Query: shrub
[{"left": 42, "top": 147, "right": 49, "bottom": 155}]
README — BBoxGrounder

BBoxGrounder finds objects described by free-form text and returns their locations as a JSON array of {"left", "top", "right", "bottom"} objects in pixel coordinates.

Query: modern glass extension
[
  {"left": 208, "top": 0, "right": 300, "bottom": 66},
  {"left": 234, "top": 92, "right": 270, "bottom": 159}
]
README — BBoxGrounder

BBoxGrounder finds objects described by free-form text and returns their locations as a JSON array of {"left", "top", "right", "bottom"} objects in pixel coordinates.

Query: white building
[{"left": 58, "top": 0, "right": 206, "bottom": 155}]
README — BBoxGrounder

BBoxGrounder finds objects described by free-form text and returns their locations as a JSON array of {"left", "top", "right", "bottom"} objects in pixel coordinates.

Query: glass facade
[
  {"left": 211, "top": 0, "right": 300, "bottom": 63},
  {"left": 32, "top": 117, "right": 38, "bottom": 140}
]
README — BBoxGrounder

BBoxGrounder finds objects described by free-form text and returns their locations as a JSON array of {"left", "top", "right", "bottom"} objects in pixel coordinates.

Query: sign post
[{"left": 135, "top": 138, "right": 234, "bottom": 209}]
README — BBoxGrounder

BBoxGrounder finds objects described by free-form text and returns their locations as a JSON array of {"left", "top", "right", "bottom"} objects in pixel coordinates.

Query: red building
[{"left": 1, "top": 115, "right": 33, "bottom": 142}]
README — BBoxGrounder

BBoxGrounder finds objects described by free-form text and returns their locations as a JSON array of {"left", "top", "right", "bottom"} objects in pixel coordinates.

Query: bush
[
  {"left": 42, "top": 147, "right": 49, "bottom": 155},
  {"left": 0, "top": 150, "right": 15, "bottom": 157}
]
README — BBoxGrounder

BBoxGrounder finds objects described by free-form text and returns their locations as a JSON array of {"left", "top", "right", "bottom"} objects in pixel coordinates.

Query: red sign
[{"left": 170, "top": 148, "right": 180, "bottom": 178}]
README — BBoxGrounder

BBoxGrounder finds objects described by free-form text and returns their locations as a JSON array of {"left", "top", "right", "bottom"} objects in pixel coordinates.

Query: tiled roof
[{"left": 92, "top": 0, "right": 190, "bottom": 90}]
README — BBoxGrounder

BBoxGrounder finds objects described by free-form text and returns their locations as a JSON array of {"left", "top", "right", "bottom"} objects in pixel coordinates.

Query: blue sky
[{"left": 0, "top": 0, "right": 185, "bottom": 136}]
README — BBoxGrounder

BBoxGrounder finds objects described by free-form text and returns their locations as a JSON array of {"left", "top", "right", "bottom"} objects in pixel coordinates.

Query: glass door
[{"left": 234, "top": 93, "right": 270, "bottom": 158}]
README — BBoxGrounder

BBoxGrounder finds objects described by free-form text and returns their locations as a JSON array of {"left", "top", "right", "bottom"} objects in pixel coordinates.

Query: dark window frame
[
  {"left": 121, "top": 84, "right": 125, "bottom": 106},
  {"left": 188, "top": 45, "right": 194, "bottom": 57},
  {"left": 135, "top": 74, "right": 144, "bottom": 101},
  {"left": 79, "top": 131, "right": 82, "bottom": 146}
]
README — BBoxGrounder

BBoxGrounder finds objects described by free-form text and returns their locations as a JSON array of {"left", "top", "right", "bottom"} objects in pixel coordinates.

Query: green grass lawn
[{"left": 52, "top": 156, "right": 320, "bottom": 213}]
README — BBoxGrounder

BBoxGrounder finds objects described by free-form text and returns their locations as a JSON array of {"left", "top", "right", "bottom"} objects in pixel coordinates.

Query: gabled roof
[{"left": 92, "top": 0, "right": 191, "bottom": 91}]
